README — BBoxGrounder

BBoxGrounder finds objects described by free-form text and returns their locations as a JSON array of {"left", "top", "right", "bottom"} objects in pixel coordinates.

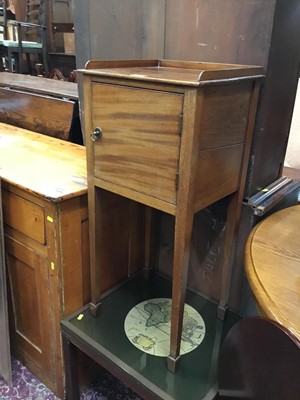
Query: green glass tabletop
[{"left": 61, "top": 273, "right": 239, "bottom": 400}]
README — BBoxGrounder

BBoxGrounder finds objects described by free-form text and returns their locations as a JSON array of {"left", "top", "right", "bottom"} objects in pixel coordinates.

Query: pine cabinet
[{"left": 0, "top": 123, "right": 89, "bottom": 398}]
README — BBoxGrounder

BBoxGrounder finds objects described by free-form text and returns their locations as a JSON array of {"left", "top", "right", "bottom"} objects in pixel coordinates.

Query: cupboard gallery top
[{"left": 79, "top": 59, "right": 264, "bottom": 372}]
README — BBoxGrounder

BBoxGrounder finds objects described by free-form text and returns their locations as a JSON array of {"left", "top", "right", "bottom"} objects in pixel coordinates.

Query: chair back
[
  {"left": 25, "top": 0, "right": 47, "bottom": 42},
  {"left": 218, "top": 317, "right": 300, "bottom": 399}
]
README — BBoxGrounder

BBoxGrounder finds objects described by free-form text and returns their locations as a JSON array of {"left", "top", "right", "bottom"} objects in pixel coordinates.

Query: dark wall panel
[
  {"left": 73, "top": 0, "right": 91, "bottom": 68},
  {"left": 74, "top": 0, "right": 165, "bottom": 69},
  {"left": 246, "top": 0, "right": 300, "bottom": 195},
  {"left": 165, "top": 0, "right": 276, "bottom": 68}
]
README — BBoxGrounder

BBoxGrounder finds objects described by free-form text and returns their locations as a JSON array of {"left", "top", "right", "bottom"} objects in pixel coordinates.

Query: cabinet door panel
[
  {"left": 91, "top": 84, "right": 183, "bottom": 204},
  {"left": 5, "top": 237, "right": 53, "bottom": 378}
]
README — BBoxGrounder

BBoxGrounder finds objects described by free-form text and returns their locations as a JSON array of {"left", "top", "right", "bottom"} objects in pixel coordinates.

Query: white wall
[{"left": 285, "top": 79, "right": 300, "bottom": 169}]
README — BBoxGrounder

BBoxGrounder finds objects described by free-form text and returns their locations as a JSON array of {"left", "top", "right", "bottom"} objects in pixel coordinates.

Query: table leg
[{"left": 62, "top": 334, "right": 80, "bottom": 400}]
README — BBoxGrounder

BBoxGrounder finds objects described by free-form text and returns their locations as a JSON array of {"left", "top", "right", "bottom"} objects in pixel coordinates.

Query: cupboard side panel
[
  {"left": 59, "top": 195, "right": 90, "bottom": 317},
  {"left": 198, "top": 83, "right": 253, "bottom": 150},
  {"left": 193, "top": 144, "right": 244, "bottom": 212}
]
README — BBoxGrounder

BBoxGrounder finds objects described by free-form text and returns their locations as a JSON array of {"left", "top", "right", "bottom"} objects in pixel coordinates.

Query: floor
[{"left": 0, "top": 357, "right": 142, "bottom": 400}]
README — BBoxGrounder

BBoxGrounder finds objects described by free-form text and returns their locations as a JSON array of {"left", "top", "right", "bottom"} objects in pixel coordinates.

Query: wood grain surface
[
  {"left": 0, "top": 72, "right": 78, "bottom": 100},
  {"left": 83, "top": 59, "right": 263, "bottom": 86},
  {"left": 92, "top": 83, "right": 182, "bottom": 205},
  {"left": 245, "top": 205, "right": 300, "bottom": 340},
  {"left": 0, "top": 122, "right": 87, "bottom": 200}
]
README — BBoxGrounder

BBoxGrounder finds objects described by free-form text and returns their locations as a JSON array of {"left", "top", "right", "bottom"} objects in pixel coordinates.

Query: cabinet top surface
[
  {"left": 81, "top": 59, "right": 264, "bottom": 86},
  {"left": 0, "top": 72, "right": 78, "bottom": 100},
  {"left": 0, "top": 123, "right": 87, "bottom": 201}
]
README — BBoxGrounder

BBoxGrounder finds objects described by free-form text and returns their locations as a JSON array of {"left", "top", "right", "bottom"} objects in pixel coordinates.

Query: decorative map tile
[{"left": 124, "top": 298, "right": 206, "bottom": 357}]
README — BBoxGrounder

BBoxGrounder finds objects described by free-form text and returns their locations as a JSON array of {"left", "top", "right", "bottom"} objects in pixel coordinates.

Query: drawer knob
[{"left": 91, "top": 127, "right": 103, "bottom": 142}]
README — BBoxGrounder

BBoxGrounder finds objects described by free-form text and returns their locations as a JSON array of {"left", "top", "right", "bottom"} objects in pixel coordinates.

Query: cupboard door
[
  {"left": 5, "top": 236, "right": 54, "bottom": 379},
  {"left": 91, "top": 83, "right": 183, "bottom": 204}
]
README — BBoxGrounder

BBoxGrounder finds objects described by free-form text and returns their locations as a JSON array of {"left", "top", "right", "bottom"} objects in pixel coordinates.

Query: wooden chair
[
  {"left": 0, "top": 0, "right": 48, "bottom": 74},
  {"left": 218, "top": 317, "right": 300, "bottom": 399},
  {"left": 0, "top": 0, "right": 8, "bottom": 42}
]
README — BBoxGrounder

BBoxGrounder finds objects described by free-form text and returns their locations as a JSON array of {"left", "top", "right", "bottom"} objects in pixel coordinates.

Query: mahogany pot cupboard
[
  {"left": 79, "top": 59, "right": 263, "bottom": 371},
  {"left": 72, "top": 0, "right": 300, "bottom": 314}
]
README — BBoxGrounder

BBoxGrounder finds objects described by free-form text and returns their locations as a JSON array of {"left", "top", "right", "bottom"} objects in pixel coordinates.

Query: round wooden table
[{"left": 245, "top": 204, "right": 300, "bottom": 341}]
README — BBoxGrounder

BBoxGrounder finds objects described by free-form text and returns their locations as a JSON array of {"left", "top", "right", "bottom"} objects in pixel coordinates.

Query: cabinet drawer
[
  {"left": 91, "top": 83, "right": 183, "bottom": 205},
  {"left": 2, "top": 190, "right": 45, "bottom": 244}
]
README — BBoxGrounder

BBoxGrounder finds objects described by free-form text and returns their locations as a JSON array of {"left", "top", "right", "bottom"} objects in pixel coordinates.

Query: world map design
[{"left": 124, "top": 298, "right": 206, "bottom": 357}]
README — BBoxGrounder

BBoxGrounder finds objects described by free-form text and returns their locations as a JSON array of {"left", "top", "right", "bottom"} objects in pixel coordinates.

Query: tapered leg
[
  {"left": 218, "top": 192, "right": 240, "bottom": 319},
  {"left": 89, "top": 185, "right": 102, "bottom": 316},
  {"left": 143, "top": 207, "right": 152, "bottom": 278},
  {"left": 167, "top": 207, "right": 194, "bottom": 372}
]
